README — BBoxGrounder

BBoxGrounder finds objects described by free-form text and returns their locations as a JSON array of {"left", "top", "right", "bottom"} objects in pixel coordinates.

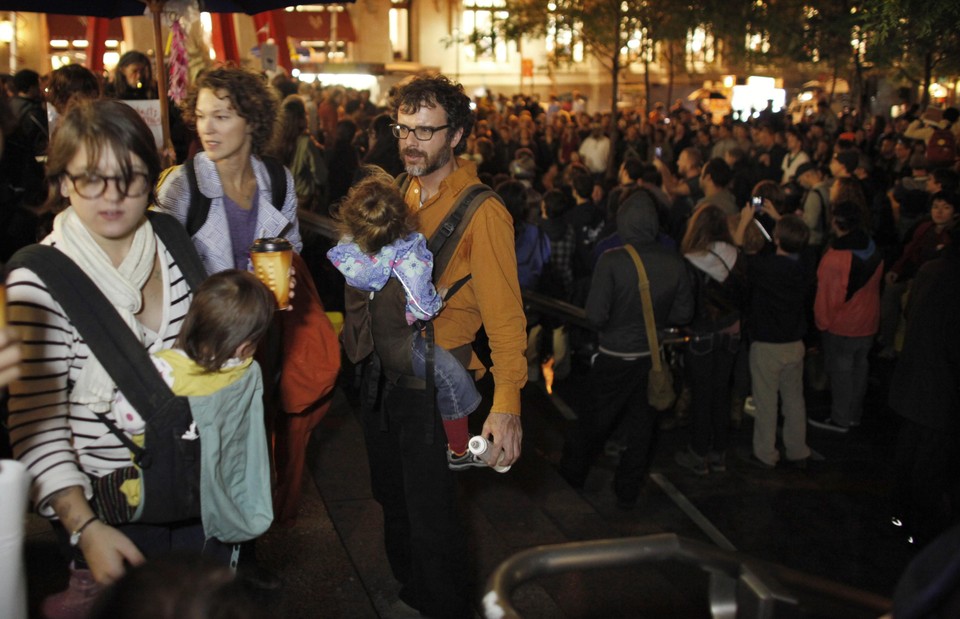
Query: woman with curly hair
[{"left": 158, "top": 65, "right": 302, "bottom": 274}]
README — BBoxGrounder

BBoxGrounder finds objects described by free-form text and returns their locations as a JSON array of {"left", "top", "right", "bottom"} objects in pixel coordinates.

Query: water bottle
[{"left": 468, "top": 436, "right": 511, "bottom": 473}]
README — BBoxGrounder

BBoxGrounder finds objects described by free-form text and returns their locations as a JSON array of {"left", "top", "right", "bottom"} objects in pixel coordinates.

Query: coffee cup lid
[{"left": 250, "top": 237, "right": 292, "bottom": 252}]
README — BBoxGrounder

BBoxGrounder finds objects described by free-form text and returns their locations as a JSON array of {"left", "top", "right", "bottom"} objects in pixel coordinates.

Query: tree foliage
[
  {"left": 864, "top": 0, "right": 960, "bottom": 105},
  {"left": 472, "top": 0, "right": 960, "bottom": 111}
]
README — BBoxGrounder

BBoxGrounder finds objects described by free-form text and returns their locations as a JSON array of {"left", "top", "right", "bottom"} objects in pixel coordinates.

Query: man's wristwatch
[{"left": 69, "top": 516, "right": 99, "bottom": 547}]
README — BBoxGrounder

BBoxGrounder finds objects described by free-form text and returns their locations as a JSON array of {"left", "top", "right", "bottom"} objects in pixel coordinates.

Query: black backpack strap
[
  {"left": 182, "top": 155, "right": 211, "bottom": 237},
  {"left": 395, "top": 172, "right": 411, "bottom": 196},
  {"left": 184, "top": 155, "right": 287, "bottom": 237},
  {"left": 147, "top": 210, "right": 208, "bottom": 287},
  {"left": 417, "top": 183, "right": 497, "bottom": 436},
  {"left": 261, "top": 155, "right": 288, "bottom": 209},
  {"left": 428, "top": 184, "right": 498, "bottom": 277},
  {"left": 5, "top": 246, "right": 180, "bottom": 462}
]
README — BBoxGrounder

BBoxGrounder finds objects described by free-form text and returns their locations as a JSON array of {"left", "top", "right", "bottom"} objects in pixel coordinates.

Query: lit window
[
  {"left": 545, "top": 5, "right": 583, "bottom": 64},
  {"left": 390, "top": 0, "right": 411, "bottom": 61},
  {"left": 462, "top": 0, "right": 508, "bottom": 63}
]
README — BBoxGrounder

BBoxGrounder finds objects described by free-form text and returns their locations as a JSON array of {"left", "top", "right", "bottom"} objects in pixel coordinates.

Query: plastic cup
[{"left": 250, "top": 237, "right": 293, "bottom": 309}]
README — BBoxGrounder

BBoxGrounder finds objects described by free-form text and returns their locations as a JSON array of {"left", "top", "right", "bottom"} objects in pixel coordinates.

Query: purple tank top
[{"left": 223, "top": 191, "right": 260, "bottom": 270}]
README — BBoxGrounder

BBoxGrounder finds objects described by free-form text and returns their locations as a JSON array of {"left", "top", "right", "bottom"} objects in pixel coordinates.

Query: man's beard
[{"left": 402, "top": 140, "right": 453, "bottom": 177}]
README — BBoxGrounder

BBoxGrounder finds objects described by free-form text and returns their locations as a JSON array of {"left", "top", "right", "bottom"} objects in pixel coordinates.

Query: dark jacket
[
  {"left": 586, "top": 193, "right": 693, "bottom": 355},
  {"left": 888, "top": 244, "right": 960, "bottom": 430},
  {"left": 746, "top": 248, "right": 813, "bottom": 343},
  {"left": 8, "top": 95, "right": 48, "bottom": 156}
]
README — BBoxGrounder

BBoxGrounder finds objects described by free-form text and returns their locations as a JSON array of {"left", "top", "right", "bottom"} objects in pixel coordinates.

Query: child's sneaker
[{"left": 447, "top": 449, "right": 488, "bottom": 471}]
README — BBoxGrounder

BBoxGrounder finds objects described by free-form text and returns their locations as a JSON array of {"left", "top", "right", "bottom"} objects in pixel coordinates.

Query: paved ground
[{"left": 24, "top": 354, "right": 915, "bottom": 618}]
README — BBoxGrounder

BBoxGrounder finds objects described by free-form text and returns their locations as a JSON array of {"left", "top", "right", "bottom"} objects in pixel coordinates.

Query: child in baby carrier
[
  {"left": 107, "top": 270, "right": 276, "bottom": 523},
  {"left": 327, "top": 170, "right": 488, "bottom": 470}
]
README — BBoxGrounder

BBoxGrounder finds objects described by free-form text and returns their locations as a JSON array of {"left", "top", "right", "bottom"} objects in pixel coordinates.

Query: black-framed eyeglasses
[
  {"left": 63, "top": 172, "right": 151, "bottom": 200},
  {"left": 390, "top": 123, "right": 450, "bottom": 141}
]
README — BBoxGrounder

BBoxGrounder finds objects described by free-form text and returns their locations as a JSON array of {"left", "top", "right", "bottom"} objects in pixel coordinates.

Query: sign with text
[{"left": 121, "top": 100, "right": 164, "bottom": 149}]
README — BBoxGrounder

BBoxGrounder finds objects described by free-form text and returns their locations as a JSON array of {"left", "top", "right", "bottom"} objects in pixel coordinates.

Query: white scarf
[{"left": 51, "top": 208, "right": 157, "bottom": 413}]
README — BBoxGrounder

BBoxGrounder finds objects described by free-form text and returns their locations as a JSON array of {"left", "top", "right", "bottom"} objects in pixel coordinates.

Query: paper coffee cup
[{"left": 250, "top": 237, "right": 293, "bottom": 309}]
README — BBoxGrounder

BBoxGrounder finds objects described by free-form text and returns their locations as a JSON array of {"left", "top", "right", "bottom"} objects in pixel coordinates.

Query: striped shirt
[{"left": 6, "top": 238, "right": 192, "bottom": 516}]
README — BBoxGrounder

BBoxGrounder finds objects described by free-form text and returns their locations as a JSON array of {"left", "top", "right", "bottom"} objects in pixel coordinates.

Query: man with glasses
[{"left": 352, "top": 74, "right": 526, "bottom": 618}]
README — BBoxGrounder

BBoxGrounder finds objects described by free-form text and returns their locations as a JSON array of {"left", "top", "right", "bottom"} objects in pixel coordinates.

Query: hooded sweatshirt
[
  {"left": 586, "top": 194, "right": 694, "bottom": 356},
  {"left": 684, "top": 241, "right": 747, "bottom": 334}
]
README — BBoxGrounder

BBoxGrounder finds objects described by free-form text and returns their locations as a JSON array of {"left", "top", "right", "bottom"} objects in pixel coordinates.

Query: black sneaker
[
  {"left": 807, "top": 416, "right": 850, "bottom": 433},
  {"left": 675, "top": 447, "right": 709, "bottom": 476},
  {"left": 745, "top": 453, "right": 776, "bottom": 470},
  {"left": 706, "top": 451, "right": 727, "bottom": 473},
  {"left": 783, "top": 457, "right": 808, "bottom": 470},
  {"left": 447, "top": 449, "right": 487, "bottom": 471}
]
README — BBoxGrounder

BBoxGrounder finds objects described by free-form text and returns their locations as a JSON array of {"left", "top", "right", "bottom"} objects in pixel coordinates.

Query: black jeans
[
  {"left": 685, "top": 332, "right": 740, "bottom": 456},
  {"left": 559, "top": 353, "right": 658, "bottom": 503},
  {"left": 361, "top": 377, "right": 470, "bottom": 618}
]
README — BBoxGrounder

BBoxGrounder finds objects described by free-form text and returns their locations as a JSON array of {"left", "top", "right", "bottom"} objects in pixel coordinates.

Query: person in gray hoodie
[{"left": 559, "top": 191, "right": 693, "bottom": 507}]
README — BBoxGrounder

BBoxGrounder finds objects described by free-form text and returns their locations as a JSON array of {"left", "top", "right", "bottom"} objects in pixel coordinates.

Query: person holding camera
[{"left": 735, "top": 205, "right": 816, "bottom": 468}]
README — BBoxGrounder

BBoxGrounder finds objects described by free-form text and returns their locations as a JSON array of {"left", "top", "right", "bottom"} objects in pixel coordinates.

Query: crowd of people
[
  {"left": 0, "top": 51, "right": 959, "bottom": 618},
  {"left": 472, "top": 92, "right": 959, "bottom": 553}
]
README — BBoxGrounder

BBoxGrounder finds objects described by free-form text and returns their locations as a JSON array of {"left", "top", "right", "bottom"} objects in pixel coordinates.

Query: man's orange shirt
[{"left": 403, "top": 159, "right": 527, "bottom": 415}]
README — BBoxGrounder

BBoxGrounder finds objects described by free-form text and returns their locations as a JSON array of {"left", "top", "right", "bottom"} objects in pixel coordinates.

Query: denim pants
[
  {"left": 410, "top": 332, "right": 481, "bottom": 421},
  {"left": 360, "top": 372, "right": 470, "bottom": 618},
  {"left": 685, "top": 332, "right": 740, "bottom": 457},
  {"left": 822, "top": 331, "right": 873, "bottom": 426}
]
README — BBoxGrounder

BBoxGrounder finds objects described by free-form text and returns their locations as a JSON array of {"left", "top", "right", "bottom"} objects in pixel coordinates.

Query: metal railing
[{"left": 482, "top": 534, "right": 891, "bottom": 619}]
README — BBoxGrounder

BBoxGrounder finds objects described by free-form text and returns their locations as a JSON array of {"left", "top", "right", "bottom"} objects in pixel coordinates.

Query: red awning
[
  {"left": 47, "top": 14, "right": 124, "bottom": 41},
  {"left": 282, "top": 9, "right": 356, "bottom": 43}
]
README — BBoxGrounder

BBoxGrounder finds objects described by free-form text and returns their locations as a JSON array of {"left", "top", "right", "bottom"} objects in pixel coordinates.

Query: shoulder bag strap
[
  {"left": 705, "top": 248, "right": 732, "bottom": 274},
  {"left": 147, "top": 210, "right": 207, "bottom": 289},
  {"left": 5, "top": 245, "right": 179, "bottom": 459},
  {"left": 622, "top": 244, "right": 663, "bottom": 372}
]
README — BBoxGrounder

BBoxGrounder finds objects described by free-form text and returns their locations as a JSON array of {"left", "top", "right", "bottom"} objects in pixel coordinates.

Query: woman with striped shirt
[{"left": 5, "top": 100, "right": 195, "bottom": 591}]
